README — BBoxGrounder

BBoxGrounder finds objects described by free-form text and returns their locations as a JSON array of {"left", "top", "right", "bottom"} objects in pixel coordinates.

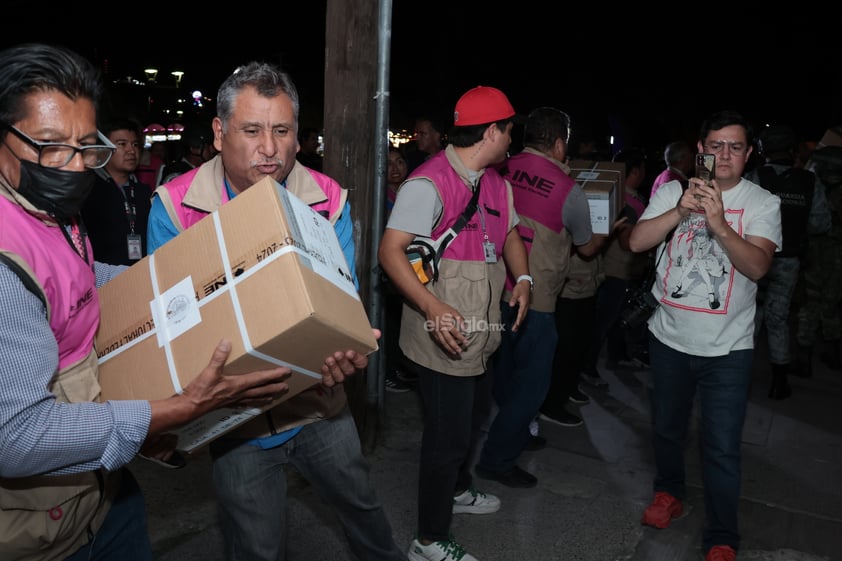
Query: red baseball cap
[{"left": 453, "top": 86, "right": 518, "bottom": 127}]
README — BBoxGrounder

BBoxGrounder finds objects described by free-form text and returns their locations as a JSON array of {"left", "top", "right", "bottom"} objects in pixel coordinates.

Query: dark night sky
[{"left": 3, "top": 2, "right": 841, "bottom": 153}]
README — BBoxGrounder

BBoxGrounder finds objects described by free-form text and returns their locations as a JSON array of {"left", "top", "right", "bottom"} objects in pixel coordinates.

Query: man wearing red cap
[{"left": 379, "top": 86, "right": 531, "bottom": 561}]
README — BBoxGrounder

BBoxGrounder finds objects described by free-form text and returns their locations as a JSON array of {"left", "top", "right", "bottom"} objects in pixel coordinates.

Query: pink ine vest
[
  {"left": 411, "top": 152, "right": 511, "bottom": 262},
  {"left": 154, "top": 166, "right": 230, "bottom": 228},
  {"left": 505, "top": 151, "right": 572, "bottom": 234},
  {"left": 500, "top": 150, "right": 576, "bottom": 300},
  {"left": 400, "top": 152, "right": 511, "bottom": 375},
  {"left": 160, "top": 165, "right": 342, "bottom": 229},
  {"left": 0, "top": 196, "right": 99, "bottom": 369}
]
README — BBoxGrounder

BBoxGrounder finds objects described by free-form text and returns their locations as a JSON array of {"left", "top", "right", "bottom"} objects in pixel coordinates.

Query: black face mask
[{"left": 15, "top": 159, "right": 95, "bottom": 223}]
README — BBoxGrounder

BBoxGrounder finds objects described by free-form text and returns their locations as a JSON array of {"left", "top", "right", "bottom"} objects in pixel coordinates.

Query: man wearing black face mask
[{"left": 0, "top": 43, "right": 294, "bottom": 561}]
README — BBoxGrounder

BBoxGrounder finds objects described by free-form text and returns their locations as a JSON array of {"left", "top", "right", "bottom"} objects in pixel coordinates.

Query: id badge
[
  {"left": 483, "top": 241, "right": 497, "bottom": 263},
  {"left": 127, "top": 234, "right": 143, "bottom": 260}
]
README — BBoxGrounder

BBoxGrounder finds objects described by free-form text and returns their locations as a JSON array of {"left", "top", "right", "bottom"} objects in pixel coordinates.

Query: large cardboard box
[
  {"left": 568, "top": 160, "right": 626, "bottom": 235},
  {"left": 817, "top": 126, "right": 842, "bottom": 149},
  {"left": 96, "top": 177, "right": 378, "bottom": 452}
]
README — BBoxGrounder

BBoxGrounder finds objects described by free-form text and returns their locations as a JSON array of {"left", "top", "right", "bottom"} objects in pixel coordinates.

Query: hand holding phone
[
  {"left": 694, "top": 153, "right": 715, "bottom": 200},
  {"left": 696, "top": 153, "right": 715, "bottom": 184}
]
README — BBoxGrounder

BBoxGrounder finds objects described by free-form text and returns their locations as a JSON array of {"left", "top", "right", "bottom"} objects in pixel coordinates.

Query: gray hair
[
  {"left": 664, "top": 141, "right": 692, "bottom": 167},
  {"left": 216, "top": 62, "right": 300, "bottom": 131}
]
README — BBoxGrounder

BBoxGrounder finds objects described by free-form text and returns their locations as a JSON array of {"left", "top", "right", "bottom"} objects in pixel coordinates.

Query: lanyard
[
  {"left": 62, "top": 218, "right": 90, "bottom": 264},
  {"left": 477, "top": 203, "right": 489, "bottom": 242},
  {"left": 121, "top": 182, "right": 137, "bottom": 235}
]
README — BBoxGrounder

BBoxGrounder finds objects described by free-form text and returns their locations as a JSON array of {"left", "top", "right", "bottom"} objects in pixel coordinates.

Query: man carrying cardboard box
[
  {"left": 0, "top": 43, "right": 291, "bottom": 561},
  {"left": 147, "top": 62, "right": 405, "bottom": 561}
]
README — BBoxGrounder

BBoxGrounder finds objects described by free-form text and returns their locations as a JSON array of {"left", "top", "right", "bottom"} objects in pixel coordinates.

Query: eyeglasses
[
  {"left": 3, "top": 124, "right": 116, "bottom": 169},
  {"left": 703, "top": 140, "right": 747, "bottom": 156}
]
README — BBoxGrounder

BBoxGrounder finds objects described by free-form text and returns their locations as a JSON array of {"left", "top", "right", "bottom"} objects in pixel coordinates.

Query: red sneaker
[
  {"left": 705, "top": 545, "right": 736, "bottom": 561},
  {"left": 641, "top": 491, "right": 683, "bottom": 528}
]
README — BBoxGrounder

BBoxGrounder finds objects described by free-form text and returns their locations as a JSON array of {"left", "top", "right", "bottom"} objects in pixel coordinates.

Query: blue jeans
[
  {"left": 65, "top": 469, "right": 152, "bottom": 561},
  {"left": 210, "top": 407, "right": 404, "bottom": 561},
  {"left": 478, "top": 304, "right": 557, "bottom": 473},
  {"left": 414, "top": 361, "right": 493, "bottom": 542},
  {"left": 648, "top": 335, "right": 753, "bottom": 553}
]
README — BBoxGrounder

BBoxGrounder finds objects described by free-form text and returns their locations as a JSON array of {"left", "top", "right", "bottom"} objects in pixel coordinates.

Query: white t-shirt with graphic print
[{"left": 642, "top": 179, "right": 781, "bottom": 357}]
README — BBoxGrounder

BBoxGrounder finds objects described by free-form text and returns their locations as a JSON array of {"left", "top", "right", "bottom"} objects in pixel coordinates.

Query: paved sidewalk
[{"left": 136, "top": 346, "right": 842, "bottom": 561}]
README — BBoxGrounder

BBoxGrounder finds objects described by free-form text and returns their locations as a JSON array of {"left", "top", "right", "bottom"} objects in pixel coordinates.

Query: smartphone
[{"left": 696, "top": 153, "right": 715, "bottom": 184}]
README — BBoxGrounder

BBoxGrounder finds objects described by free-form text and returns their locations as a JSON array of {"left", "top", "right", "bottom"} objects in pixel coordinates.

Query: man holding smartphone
[{"left": 629, "top": 110, "right": 782, "bottom": 561}]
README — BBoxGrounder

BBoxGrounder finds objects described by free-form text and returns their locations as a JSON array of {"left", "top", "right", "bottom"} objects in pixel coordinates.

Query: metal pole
[{"left": 366, "top": 0, "right": 393, "bottom": 417}]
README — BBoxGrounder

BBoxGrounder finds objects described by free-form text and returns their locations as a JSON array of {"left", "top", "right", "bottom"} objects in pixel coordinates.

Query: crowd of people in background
[
  {"left": 3, "top": 38, "right": 842, "bottom": 561},
  {"left": 377, "top": 102, "right": 841, "bottom": 561}
]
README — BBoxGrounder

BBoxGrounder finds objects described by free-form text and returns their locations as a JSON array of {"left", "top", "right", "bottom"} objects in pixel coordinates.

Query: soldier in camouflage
[{"left": 796, "top": 145, "right": 842, "bottom": 375}]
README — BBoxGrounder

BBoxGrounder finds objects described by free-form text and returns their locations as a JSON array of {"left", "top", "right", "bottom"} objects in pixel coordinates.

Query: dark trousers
[
  {"left": 542, "top": 295, "right": 596, "bottom": 414},
  {"left": 414, "top": 361, "right": 492, "bottom": 542},
  {"left": 586, "top": 276, "right": 632, "bottom": 369}
]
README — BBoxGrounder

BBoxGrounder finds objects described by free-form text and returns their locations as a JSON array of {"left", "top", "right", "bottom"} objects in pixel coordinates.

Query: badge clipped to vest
[{"left": 483, "top": 240, "right": 497, "bottom": 263}]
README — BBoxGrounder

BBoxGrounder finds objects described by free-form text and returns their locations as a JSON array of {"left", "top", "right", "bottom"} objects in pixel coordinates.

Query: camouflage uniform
[{"left": 796, "top": 146, "right": 842, "bottom": 370}]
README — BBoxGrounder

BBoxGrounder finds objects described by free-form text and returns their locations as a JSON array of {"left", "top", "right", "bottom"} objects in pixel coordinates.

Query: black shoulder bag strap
[
  {"left": 644, "top": 228, "right": 674, "bottom": 287},
  {"left": 430, "top": 178, "right": 482, "bottom": 279}
]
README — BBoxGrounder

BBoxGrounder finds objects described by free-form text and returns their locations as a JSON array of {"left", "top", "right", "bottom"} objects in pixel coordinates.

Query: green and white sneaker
[
  {"left": 452, "top": 487, "right": 500, "bottom": 514},
  {"left": 408, "top": 536, "right": 478, "bottom": 561}
]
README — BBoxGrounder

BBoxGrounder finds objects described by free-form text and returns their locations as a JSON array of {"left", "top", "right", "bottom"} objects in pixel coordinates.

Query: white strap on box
[
  {"left": 208, "top": 212, "right": 323, "bottom": 388},
  {"left": 98, "top": 216, "right": 323, "bottom": 395}
]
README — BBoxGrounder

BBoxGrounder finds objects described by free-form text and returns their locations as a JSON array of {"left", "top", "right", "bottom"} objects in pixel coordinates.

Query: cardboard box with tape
[
  {"left": 817, "top": 126, "right": 842, "bottom": 149},
  {"left": 95, "top": 176, "right": 378, "bottom": 452},
  {"left": 568, "top": 160, "right": 626, "bottom": 235}
]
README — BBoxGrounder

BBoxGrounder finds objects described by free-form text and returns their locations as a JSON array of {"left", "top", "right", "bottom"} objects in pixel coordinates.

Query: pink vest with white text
[
  {"left": 0, "top": 194, "right": 116, "bottom": 561},
  {"left": 501, "top": 150, "right": 576, "bottom": 311},
  {"left": 0, "top": 195, "right": 98, "bottom": 369}
]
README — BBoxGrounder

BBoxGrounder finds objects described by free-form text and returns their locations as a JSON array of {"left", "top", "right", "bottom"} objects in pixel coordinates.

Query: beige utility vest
[{"left": 0, "top": 254, "right": 119, "bottom": 561}]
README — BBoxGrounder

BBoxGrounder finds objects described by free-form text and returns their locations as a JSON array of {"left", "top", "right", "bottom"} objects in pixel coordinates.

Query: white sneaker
[
  {"left": 452, "top": 487, "right": 500, "bottom": 514},
  {"left": 528, "top": 417, "right": 540, "bottom": 437},
  {"left": 407, "top": 537, "right": 479, "bottom": 561}
]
